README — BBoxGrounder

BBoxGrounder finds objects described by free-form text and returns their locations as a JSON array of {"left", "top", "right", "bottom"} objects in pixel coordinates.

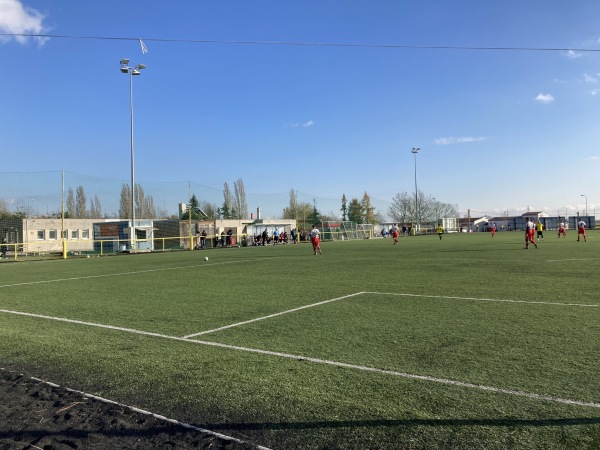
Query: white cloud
[
  {"left": 564, "top": 50, "right": 582, "bottom": 59},
  {"left": 583, "top": 72, "right": 600, "bottom": 84},
  {"left": 534, "top": 93, "right": 554, "bottom": 104},
  {"left": 290, "top": 120, "right": 314, "bottom": 128},
  {"left": 0, "top": 0, "right": 48, "bottom": 45},
  {"left": 591, "top": 89, "right": 600, "bottom": 96},
  {"left": 434, "top": 136, "right": 486, "bottom": 145}
]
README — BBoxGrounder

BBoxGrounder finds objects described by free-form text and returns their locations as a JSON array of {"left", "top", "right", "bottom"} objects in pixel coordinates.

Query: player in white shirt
[
  {"left": 310, "top": 224, "right": 322, "bottom": 255},
  {"left": 577, "top": 219, "right": 587, "bottom": 242},
  {"left": 525, "top": 217, "right": 537, "bottom": 249},
  {"left": 557, "top": 221, "right": 566, "bottom": 238}
]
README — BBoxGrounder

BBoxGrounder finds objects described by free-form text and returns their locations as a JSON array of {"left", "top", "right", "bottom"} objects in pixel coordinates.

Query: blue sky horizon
[{"left": 1, "top": 1, "right": 599, "bottom": 219}]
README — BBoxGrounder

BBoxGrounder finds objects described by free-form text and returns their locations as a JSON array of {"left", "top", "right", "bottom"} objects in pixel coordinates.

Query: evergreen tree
[
  {"left": 310, "top": 199, "right": 322, "bottom": 225},
  {"left": 348, "top": 198, "right": 363, "bottom": 223},
  {"left": 361, "top": 192, "right": 377, "bottom": 224},
  {"left": 340, "top": 194, "right": 348, "bottom": 221}
]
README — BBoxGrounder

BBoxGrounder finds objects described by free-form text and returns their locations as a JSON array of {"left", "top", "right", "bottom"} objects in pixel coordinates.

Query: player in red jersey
[
  {"left": 525, "top": 217, "right": 537, "bottom": 249},
  {"left": 310, "top": 224, "right": 322, "bottom": 255}
]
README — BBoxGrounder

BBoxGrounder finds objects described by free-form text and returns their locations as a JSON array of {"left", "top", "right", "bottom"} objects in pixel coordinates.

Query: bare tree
[
  {"left": 388, "top": 191, "right": 413, "bottom": 224},
  {"left": 119, "top": 184, "right": 132, "bottom": 219},
  {"left": 222, "top": 182, "right": 233, "bottom": 219},
  {"left": 66, "top": 188, "right": 76, "bottom": 218},
  {"left": 75, "top": 186, "right": 87, "bottom": 218},
  {"left": 0, "top": 199, "right": 10, "bottom": 216},
  {"left": 89, "top": 195, "right": 102, "bottom": 219},
  {"left": 233, "top": 178, "right": 248, "bottom": 220}
]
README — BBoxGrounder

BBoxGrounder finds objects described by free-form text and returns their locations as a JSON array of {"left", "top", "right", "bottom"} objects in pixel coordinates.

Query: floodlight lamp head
[
  {"left": 136, "top": 64, "right": 147, "bottom": 70},
  {"left": 131, "top": 69, "right": 141, "bottom": 76},
  {"left": 120, "top": 58, "right": 129, "bottom": 65},
  {"left": 120, "top": 67, "right": 129, "bottom": 74}
]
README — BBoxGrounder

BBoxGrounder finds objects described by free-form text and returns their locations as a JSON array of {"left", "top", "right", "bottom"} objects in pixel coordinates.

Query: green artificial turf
[{"left": 1, "top": 231, "right": 599, "bottom": 449}]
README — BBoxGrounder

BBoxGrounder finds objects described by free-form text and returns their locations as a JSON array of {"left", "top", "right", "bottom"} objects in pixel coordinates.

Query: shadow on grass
[{"left": 201, "top": 416, "right": 600, "bottom": 431}]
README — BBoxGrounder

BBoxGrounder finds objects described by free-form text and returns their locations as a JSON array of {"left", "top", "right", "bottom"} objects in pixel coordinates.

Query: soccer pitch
[{"left": 1, "top": 232, "right": 599, "bottom": 449}]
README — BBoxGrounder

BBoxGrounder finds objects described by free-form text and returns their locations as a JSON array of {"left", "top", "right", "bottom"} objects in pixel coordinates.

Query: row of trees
[
  {"left": 183, "top": 178, "right": 249, "bottom": 221},
  {"left": 3, "top": 179, "right": 458, "bottom": 225},
  {"left": 388, "top": 191, "right": 458, "bottom": 225}
]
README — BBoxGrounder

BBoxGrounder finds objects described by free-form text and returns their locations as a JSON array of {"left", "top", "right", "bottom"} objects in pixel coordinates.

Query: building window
[
  {"left": 37, "top": 230, "right": 45, "bottom": 240},
  {"left": 62, "top": 230, "right": 68, "bottom": 239},
  {"left": 71, "top": 230, "right": 79, "bottom": 240},
  {"left": 82, "top": 229, "right": 89, "bottom": 239},
  {"left": 49, "top": 230, "right": 57, "bottom": 240}
]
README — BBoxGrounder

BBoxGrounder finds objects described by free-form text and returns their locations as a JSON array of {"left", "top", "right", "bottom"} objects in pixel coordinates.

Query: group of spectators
[
  {"left": 251, "top": 228, "right": 299, "bottom": 246},
  {"left": 195, "top": 229, "right": 236, "bottom": 249}
]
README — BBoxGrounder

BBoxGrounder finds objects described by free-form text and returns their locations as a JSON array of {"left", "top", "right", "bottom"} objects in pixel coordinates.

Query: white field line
[
  {"left": 1, "top": 308, "right": 599, "bottom": 410},
  {"left": 182, "top": 292, "right": 365, "bottom": 339},
  {"left": 185, "top": 291, "right": 598, "bottom": 339},
  {"left": 546, "top": 258, "right": 600, "bottom": 262},
  {"left": 0, "top": 258, "right": 272, "bottom": 289},
  {"left": 22, "top": 374, "right": 271, "bottom": 450},
  {"left": 366, "top": 292, "right": 599, "bottom": 308}
]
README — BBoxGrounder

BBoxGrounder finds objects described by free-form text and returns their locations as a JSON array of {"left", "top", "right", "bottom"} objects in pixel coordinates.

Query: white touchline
[
  {"left": 546, "top": 258, "right": 600, "bottom": 262},
  {"left": 1, "top": 308, "right": 599, "bottom": 410},
  {"left": 182, "top": 292, "right": 366, "bottom": 339},
  {"left": 366, "top": 292, "right": 599, "bottom": 308},
  {"left": 22, "top": 374, "right": 271, "bottom": 450},
  {"left": 0, "top": 257, "right": 273, "bottom": 289}
]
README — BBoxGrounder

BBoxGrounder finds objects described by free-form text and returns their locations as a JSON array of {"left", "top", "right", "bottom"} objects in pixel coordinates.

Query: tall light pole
[
  {"left": 120, "top": 58, "right": 146, "bottom": 251},
  {"left": 411, "top": 147, "right": 420, "bottom": 234},
  {"left": 581, "top": 194, "right": 588, "bottom": 217}
]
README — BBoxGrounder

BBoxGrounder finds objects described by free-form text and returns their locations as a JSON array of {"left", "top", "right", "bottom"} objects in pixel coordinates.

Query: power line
[{"left": 2, "top": 32, "right": 600, "bottom": 53}]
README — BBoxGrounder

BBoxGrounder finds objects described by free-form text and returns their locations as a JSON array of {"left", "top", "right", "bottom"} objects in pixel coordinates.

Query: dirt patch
[{"left": 0, "top": 369, "right": 262, "bottom": 449}]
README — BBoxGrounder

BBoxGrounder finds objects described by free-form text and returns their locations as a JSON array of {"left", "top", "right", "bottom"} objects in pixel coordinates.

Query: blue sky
[{"left": 1, "top": 0, "right": 599, "bottom": 219}]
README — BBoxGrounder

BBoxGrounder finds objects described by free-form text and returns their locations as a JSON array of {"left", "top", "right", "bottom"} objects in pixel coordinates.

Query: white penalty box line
[
  {"left": 182, "top": 292, "right": 366, "bottom": 339},
  {"left": 1, "top": 307, "right": 599, "bottom": 410},
  {"left": 184, "top": 291, "right": 599, "bottom": 339}
]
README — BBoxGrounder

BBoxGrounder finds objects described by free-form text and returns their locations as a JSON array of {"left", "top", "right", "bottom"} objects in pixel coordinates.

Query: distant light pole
[
  {"left": 120, "top": 58, "right": 146, "bottom": 251},
  {"left": 581, "top": 194, "right": 588, "bottom": 216},
  {"left": 411, "top": 147, "right": 420, "bottom": 233}
]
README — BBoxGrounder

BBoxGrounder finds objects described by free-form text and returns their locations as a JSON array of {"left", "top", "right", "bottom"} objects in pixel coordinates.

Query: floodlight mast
[
  {"left": 411, "top": 147, "right": 420, "bottom": 234},
  {"left": 120, "top": 58, "right": 146, "bottom": 252},
  {"left": 581, "top": 194, "right": 587, "bottom": 217}
]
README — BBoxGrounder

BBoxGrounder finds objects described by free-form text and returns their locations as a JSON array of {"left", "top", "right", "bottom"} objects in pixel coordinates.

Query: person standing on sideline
[
  {"left": 525, "top": 217, "right": 538, "bottom": 249},
  {"left": 200, "top": 230, "right": 207, "bottom": 249},
  {"left": 436, "top": 223, "right": 443, "bottom": 240},
  {"left": 310, "top": 224, "right": 322, "bottom": 255},
  {"left": 577, "top": 218, "right": 587, "bottom": 242},
  {"left": 391, "top": 224, "right": 399, "bottom": 245},
  {"left": 490, "top": 222, "right": 497, "bottom": 238},
  {"left": 273, "top": 228, "right": 280, "bottom": 245},
  {"left": 536, "top": 220, "right": 544, "bottom": 240},
  {"left": 261, "top": 228, "right": 268, "bottom": 246},
  {"left": 558, "top": 220, "right": 567, "bottom": 238},
  {"left": 0, "top": 238, "right": 7, "bottom": 259}
]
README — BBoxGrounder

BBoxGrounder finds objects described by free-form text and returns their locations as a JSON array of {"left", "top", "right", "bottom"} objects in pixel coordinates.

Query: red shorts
[
  {"left": 311, "top": 237, "right": 320, "bottom": 247},
  {"left": 527, "top": 230, "right": 535, "bottom": 239},
  {"left": 392, "top": 231, "right": 399, "bottom": 239},
  {"left": 578, "top": 227, "right": 585, "bottom": 234}
]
